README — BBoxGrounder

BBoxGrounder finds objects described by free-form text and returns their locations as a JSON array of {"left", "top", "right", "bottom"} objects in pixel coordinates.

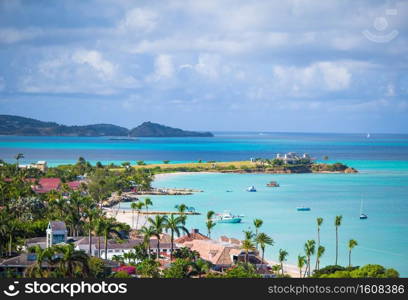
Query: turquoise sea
[{"left": 0, "top": 132, "right": 407, "bottom": 275}]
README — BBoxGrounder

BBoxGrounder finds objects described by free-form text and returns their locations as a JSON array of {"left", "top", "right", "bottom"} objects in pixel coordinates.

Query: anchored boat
[
  {"left": 246, "top": 186, "right": 257, "bottom": 192},
  {"left": 297, "top": 206, "right": 311, "bottom": 211},
  {"left": 266, "top": 181, "right": 280, "bottom": 187},
  {"left": 213, "top": 211, "right": 243, "bottom": 223}
]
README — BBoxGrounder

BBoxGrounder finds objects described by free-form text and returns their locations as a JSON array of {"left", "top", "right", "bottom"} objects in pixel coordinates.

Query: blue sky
[{"left": 0, "top": 0, "right": 407, "bottom": 133}]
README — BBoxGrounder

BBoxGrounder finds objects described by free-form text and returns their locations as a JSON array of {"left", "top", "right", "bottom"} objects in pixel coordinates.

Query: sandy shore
[
  {"left": 154, "top": 171, "right": 213, "bottom": 180},
  {"left": 105, "top": 208, "right": 149, "bottom": 229}
]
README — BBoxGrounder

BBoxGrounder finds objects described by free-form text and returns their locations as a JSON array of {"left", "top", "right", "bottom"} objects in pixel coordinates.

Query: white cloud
[
  {"left": 72, "top": 50, "right": 116, "bottom": 79},
  {"left": 194, "top": 53, "right": 222, "bottom": 79},
  {"left": 118, "top": 8, "right": 158, "bottom": 33},
  {"left": 20, "top": 49, "right": 139, "bottom": 94},
  {"left": 273, "top": 61, "right": 352, "bottom": 94},
  {"left": 150, "top": 54, "right": 174, "bottom": 80}
]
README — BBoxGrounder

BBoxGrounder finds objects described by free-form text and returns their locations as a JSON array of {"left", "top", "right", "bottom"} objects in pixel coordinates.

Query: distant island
[{"left": 0, "top": 115, "right": 214, "bottom": 137}]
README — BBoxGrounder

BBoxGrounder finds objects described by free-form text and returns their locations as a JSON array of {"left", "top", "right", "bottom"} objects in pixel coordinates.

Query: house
[
  {"left": 25, "top": 221, "right": 175, "bottom": 261},
  {"left": 174, "top": 228, "right": 210, "bottom": 244},
  {"left": 18, "top": 161, "right": 48, "bottom": 172},
  {"left": 275, "top": 152, "right": 312, "bottom": 164},
  {"left": 46, "top": 221, "right": 68, "bottom": 247},
  {"left": 31, "top": 178, "right": 82, "bottom": 193},
  {"left": 176, "top": 234, "right": 263, "bottom": 271},
  {"left": 0, "top": 253, "right": 120, "bottom": 277}
]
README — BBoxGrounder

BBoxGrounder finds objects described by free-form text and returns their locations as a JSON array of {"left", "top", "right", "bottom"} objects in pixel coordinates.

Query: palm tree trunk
[
  {"left": 157, "top": 238, "right": 160, "bottom": 260},
  {"left": 349, "top": 250, "right": 351, "bottom": 267},
  {"left": 8, "top": 233, "right": 12, "bottom": 256},
  {"left": 136, "top": 211, "right": 140, "bottom": 229},
  {"left": 104, "top": 233, "right": 108, "bottom": 260},
  {"left": 281, "top": 262, "right": 284, "bottom": 275},
  {"left": 98, "top": 236, "right": 101, "bottom": 258},
  {"left": 261, "top": 248, "right": 265, "bottom": 264},
  {"left": 132, "top": 209, "right": 135, "bottom": 229},
  {"left": 170, "top": 230, "right": 174, "bottom": 261},
  {"left": 335, "top": 227, "right": 338, "bottom": 265},
  {"left": 88, "top": 225, "right": 92, "bottom": 255}
]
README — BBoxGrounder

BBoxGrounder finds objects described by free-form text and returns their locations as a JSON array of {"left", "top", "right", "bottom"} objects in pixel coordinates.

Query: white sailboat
[
  {"left": 360, "top": 198, "right": 368, "bottom": 219},
  {"left": 366, "top": 133, "right": 370, "bottom": 138}
]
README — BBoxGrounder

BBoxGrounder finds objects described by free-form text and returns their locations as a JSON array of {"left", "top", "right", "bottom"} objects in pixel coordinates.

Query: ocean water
[{"left": 0, "top": 132, "right": 407, "bottom": 275}]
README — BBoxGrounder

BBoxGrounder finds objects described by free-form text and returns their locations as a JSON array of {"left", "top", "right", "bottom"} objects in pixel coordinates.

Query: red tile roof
[{"left": 33, "top": 178, "right": 62, "bottom": 193}]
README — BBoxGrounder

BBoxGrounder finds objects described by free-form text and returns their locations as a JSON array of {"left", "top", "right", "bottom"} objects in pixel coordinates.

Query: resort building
[
  {"left": 275, "top": 152, "right": 312, "bottom": 163},
  {"left": 24, "top": 221, "right": 175, "bottom": 261},
  {"left": 46, "top": 221, "right": 68, "bottom": 247},
  {"left": 31, "top": 178, "right": 82, "bottom": 193},
  {"left": 18, "top": 160, "right": 48, "bottom": 172},
  {"left": 176, "top": 230, "right": 264, "bottom": 271}
]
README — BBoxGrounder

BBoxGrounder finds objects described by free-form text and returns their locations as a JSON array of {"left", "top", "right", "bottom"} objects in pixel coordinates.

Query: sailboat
[
  {"left": 359, "top": 198, "right": 368, "bottom": 219},
  {"left": 366, "top": 133, "right": 370, "bottom": 139}
]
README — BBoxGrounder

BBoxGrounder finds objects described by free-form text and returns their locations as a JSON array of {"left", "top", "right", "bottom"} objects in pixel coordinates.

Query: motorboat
[
  {"left": 296, "top": 206, "right": 311, "bottom": 211},
  {"left": 247, "top": 186, "right": 257, "bottom": 192},
  {"left": 213, "top": 211, "right": 243, "bottom": 223}
]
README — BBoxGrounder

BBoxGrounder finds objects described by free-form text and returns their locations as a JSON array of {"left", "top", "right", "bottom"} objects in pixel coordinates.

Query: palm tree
[
  {"left": 253, "top": 218, "right": 263, "bottom": 249},
  {"left": 143, "top": 198, "right": 153, "bottom": 214},
  {"left": 142, "top": 198, "right": 153, "bottom": 226},
  {"left": 14, "top": 153, "right": 24, "bottom": 167},
  {"left": 54, "top": 244, "right": 90, "bottom": 277},
  {"left": 206, "top": 210, "right": 215, "bottom": 221},
  {"left": 139, "top": 226, "right": 155, "bottom": 258},
  {"left": 316, "top": 217, "right": 323, "bottom": 246},
  {"left": 99, "top": 218, "right": 123, "bottom": 260},
  {"left": 254, "top": 232, "right": 274, "bottom": 263},
  {"left": 278, "top": 249, "right": 288, "bottom": 275},
  {"left": 131, "top": 202, "right": 144, "bottom": 229},
  {"left": 165, "top": 214, "right": 189, "bottom": 260},
  {"left": 241, "top": 239, "right": 255, "bottom": 263},
  {"left": 315, "top": 217, "right": 323, "bottom": 269},
  {"left": 25, "top": 245, "right": 54, "bottom": 278},
  {"left": 315, "top": 245, "right": 325, "bottom": 271},
  {"left": 297, "top": 255, "right": 306, "bottom": 278},
  {"left": 0, "top": 219, "right": 19, "bottom": 256},
  {"left": 304, "top": 239, "right": 316, "bottom": 277},
  {"left": 191, "top": 258, "right": 211, "bottom": 278},
  {"left": 206, "top": 220, "right": 216, "bottom": 238},
  {"left": 348, "top": 239, "right": 358, "bottom": 267},
  {"left": 243, "top": 230, "right": 254, "bottom": 240},
  {"left": 148, "top": 215, "right": 168, "bottom": 260},
  {"left": 335, "top": 215, "right": 342, "bottom": 265}
]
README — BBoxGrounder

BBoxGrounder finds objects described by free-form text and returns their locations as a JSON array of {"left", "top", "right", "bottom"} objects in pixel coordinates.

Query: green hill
[
  {"left": 129, "top": 121, "right": 213, "bottom": 137},
  {"left": 0, "top": 115, "right": 213, "bottom": 137}
]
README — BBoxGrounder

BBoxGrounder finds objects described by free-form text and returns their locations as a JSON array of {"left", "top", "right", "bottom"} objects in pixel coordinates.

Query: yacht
[
  {"left": 247, "top": 186, "right": 257, "bottom": 192},
  {"left": 297, "top": 206, "right": 311, "bottom": 211},
  {"left": 213, "top": 212, "right": 243, "bottom": 224},
  {"left": 359, "top": 198, "right": 368, "bottom": 219}
]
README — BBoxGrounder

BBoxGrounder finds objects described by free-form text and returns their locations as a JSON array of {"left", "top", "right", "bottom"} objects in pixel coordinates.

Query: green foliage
[
  {"left": 173, "top": 247, "right": 200, "bottom": 261},
  {"left": 223, "top": 263, "right": 261, "bottom": 278},
  {"left": 136, "top": 259, "right": 161, "bottom": 278},
  {"left": 163, "top": 259, "right": 191, "bottom": 278},
  {"left": 112, "top": 271, "right": 131, "bottom": 278},
  {"left": 315, "top": 264, "right": 399, "bottom": 278}
]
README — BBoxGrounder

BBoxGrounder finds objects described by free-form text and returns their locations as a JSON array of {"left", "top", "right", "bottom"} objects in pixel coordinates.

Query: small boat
[
  {"left": 247, "top": 186, "right": 257, "bottom": 192},
  {"left": 213, "top": 211, "right": 242, "bottom": 223},
  {"left": 226, "top": 190, "right": 233, "bottom": 192},
  {"left": 266, "top": 181, "right": 280, "bottom": 187},
  {"left": 366, "top": 133, "right": 370, "bottom": 139},
  {"left": 359, "top": 198, "right": 368, "bottom": 219},
  {"left": 297, "top": 206, "right": 311, "bottom": 211}
]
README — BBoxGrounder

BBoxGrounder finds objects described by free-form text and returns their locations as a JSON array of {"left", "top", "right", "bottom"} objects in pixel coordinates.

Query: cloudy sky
[{"left": 0, "top": 0, "right": 407, "bottom": 133}]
